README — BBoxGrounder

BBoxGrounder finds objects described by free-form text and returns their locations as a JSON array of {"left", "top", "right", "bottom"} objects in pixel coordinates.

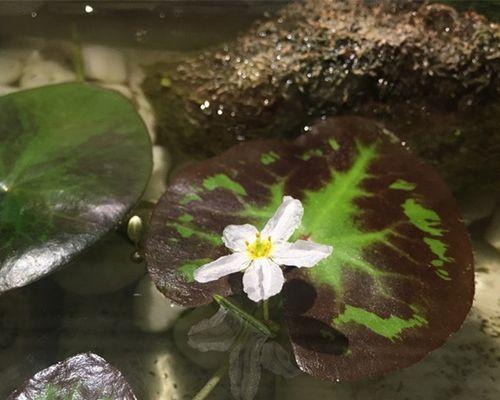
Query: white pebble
[
  {"left": 138, "top": 105, "right": 157, "bottom": 142},
  {"left": 98, "top": 83, "right": 133, "bottom": 99},
  {"left": 0, "top": 86, "right": 19, "bottom": 96},
  {"left": 134, "top": 275, "right": 185, "bottom": 333},
  {"left": 459, "top": 193, "right": 496, "bottom": 225},
  {"left": 20, "top": 51, "right": 75, "bottom": 89},
  {"left": 141, "top": 145, "right": 170, "bottom": 202},
  {"left": 485, "top": 207, "right": 500, "bottom": 251},
  {"left": 53, "top": 232, "right": 144, "bottom": 295},
  {"left": 173, "top": 306, "right": 227, "bottom": 370},
  {"left": 82, "top": 45, "right": 127, "bottom": 83},
  {"left": 0, "top": 53, "right": 23, "bottom": 85},
  {"left": 128, "top": 62, "right": 146, "bottom": 95}
]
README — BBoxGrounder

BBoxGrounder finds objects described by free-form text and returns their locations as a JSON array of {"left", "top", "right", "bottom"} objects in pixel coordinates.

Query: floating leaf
[
  {"left": 145, "top": 116, "right": 474, "bottom": 381},
  {"left": 0, "top": 83, "right": 151, "bottom": 294},
  {"left": 8, "top": 353, "right": 137, "bottom": 400}
]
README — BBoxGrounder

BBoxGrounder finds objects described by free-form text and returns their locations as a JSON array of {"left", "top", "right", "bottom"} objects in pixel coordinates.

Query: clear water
[{"left": 0, "top": 1, "right": 499, "bottom": 399}]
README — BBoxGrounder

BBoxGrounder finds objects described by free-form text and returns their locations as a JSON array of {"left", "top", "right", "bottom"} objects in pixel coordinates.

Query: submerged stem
[
  {"left": 274, "top": 375, "right": 283, "bottom": 400},
  {"left": 192, "top": 362, "right": 228, "bottom": 400},
  {"left": 191, "top": 323, "right": 250, "bottom": 400},
  {"left": 71, "top": 23, "right": 84, "bottom": 82}
]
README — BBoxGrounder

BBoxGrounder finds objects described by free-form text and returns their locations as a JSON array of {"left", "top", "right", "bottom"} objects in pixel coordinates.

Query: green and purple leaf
[
  {"left": 145, "top": 116, "right": 474, "bottom": 382},
  {"left": 0, "top": 83, "right": 152, "bottom": 294},
  {"left": 8, "top": 353, "right": 136, "bottom": 400}
]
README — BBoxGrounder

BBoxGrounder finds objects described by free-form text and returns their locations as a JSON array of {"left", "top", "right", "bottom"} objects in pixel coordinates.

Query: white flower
[{"left": 193, "top": 196, "right": 333, "bottom": 302}]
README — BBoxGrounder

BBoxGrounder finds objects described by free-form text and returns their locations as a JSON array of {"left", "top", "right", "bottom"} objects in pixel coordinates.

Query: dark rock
[{"left": 143, "top": 0, "right": 499, "bottom": 192}]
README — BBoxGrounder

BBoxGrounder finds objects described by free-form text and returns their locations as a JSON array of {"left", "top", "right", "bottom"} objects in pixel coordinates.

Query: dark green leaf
[
  {"left": 145, "top": 116, "right": 474, "bottom": 381},
  {"left": 8, "top": 353, "right": 136, "bottom": 400},
  {"left": 0, "top": 83, "right": 151, "bottom": 294}
]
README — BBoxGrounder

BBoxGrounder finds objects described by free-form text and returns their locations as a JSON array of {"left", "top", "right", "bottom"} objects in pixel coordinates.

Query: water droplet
[
  {"left": 84, "top": 4, "right": 94, "bottom": 13},
  {"left": 31, "top": 11, "right": 37, "bottom": 18},
  {"left": 131, "top": 251, "right": 143, "bottom": 263},
  {"left": 135, "top": 28, "right": 148, "bottom": 43},
  {"left": 200, "top": 100, "right": 210, "bottom": 110},
  {"left": 263, "top": 99, "right": 270, "bottom": 106}
]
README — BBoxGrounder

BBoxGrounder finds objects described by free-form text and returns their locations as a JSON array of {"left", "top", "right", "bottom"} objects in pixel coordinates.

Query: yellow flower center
[{"left": 246, "top": 232, "right": 272, "bottom": 259}]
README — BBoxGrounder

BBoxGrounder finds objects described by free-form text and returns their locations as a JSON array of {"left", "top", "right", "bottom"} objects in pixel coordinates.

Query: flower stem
[
  {"left": 263, "top": 299, "right": 270, "bottom": 322},
  {"left": 192, "top": 362, "right": 228, "bottom": 400}
]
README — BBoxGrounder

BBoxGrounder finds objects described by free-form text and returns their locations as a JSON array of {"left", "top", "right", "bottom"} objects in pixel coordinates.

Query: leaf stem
[
  {"left": 214, "top": 295, "right": 276, "bottom": 337},
  {"left": 191, "top": 324, "right": 249, "bottom": 400},
  {"left": 192, "top": 362, "right": 228, "bottom": 400}
]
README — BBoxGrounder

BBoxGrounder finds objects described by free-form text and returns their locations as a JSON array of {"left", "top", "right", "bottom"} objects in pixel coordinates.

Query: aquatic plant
[
  {"left": 145, "top": 117, "right": 474, "bottom": 397},
  {"left": 193, "top": 196, "right": 333, "bottom": 302},
  {"left": 0, "top": 83, "right": 152, "bottom": 294},
  {"left": 8, "top": 353, "right": 136, "bottom": 400}
]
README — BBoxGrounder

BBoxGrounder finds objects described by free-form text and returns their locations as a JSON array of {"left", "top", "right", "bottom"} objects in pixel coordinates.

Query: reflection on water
[{"left": 0, "top": 1, "right": 499, "bottom": 399}]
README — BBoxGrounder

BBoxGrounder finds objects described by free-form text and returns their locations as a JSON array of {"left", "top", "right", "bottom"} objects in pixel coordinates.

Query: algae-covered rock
[{"left": 143, "top": 0, "right": 499, "bottom": 192}]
